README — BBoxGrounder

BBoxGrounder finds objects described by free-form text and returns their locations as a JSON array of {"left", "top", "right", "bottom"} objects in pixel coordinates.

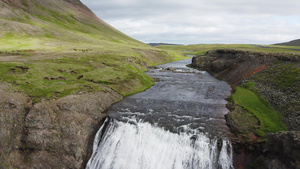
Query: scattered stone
[
  {"left": 53, "top": 91, "right": 60, "bottom": 96},
  {"left": 58, "top": 76, "right": 66, "bottom": 80},
  {"left": 10, "top": 68, "right": 16, "bottom": 73},
  {"left": 70, "top": 71, "right": 77, "bottom": 75},
  {"left": 166, "top": 67, "right": 175, "bottom": 71},
  {"left": 153, "top": 78, "right": 161, "bottom": 82}
]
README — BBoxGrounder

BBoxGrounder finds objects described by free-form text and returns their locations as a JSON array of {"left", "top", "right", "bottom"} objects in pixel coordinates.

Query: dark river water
[{"left": 86, "top": 57, "right": 234, "bottom": 169}]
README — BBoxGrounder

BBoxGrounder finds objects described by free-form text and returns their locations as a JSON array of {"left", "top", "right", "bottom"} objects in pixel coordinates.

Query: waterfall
[
  {"left": 86, "top": 118, "right": 234, "bottom": 169},
  {"left": 86, "top": 58, "right": 234, "bottom": 169}
]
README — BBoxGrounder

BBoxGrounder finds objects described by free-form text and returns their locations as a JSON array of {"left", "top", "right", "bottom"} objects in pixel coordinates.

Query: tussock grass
[{"left": 0, "top": 49, "right": 185, "bottom": 102}]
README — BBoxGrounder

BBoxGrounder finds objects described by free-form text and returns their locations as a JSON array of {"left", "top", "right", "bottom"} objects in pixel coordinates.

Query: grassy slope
[
  {"left": 157, "top": 44, "right": 296, "bottom": 141},
  {"left": 0, "top": 0, "right": 186, "bottom": 102},
  {"left": 274, "top": 39, "right": 300, "bottom": 46},
  {"left": 0, "top": 0, "right": 142, "bottom": 47}
]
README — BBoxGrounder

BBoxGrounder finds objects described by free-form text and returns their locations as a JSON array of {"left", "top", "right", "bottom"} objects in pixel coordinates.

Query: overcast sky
[{"left": 81, "top": 0, "right": 300, "bottom": 45}]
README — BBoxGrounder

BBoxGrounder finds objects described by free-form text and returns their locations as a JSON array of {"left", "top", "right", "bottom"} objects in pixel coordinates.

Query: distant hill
[
  {"left": 274, "top": 39, "right": 300, "bottom": 46},
  {"left": 148, "top": 43, "right": 182, "bottom": 46}
]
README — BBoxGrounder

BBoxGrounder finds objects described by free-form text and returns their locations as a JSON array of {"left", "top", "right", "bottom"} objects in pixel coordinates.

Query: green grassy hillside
[
  {"left": 0, "top": 0, "right": 143, "bottom": 50},
  {"left": 0, "top": 0, "right": 186, "bottom": 102},
  {"left": 274, "top": 39, "right": 300, "bottom": 46}
]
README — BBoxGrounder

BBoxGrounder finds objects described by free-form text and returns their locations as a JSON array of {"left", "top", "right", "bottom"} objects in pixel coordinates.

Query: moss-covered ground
[{"left": 228, "top": 83, "right": 286, "bottom": 139}]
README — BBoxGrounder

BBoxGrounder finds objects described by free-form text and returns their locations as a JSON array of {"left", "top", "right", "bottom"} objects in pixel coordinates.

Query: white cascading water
[{"left": 86, "top": 118, "right": 234, "bottom": 169}]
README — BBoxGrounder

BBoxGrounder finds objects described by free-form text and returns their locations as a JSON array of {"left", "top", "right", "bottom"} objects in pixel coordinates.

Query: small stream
[{"left": 86, "top": 57, "right": 234, "bottom": 169}]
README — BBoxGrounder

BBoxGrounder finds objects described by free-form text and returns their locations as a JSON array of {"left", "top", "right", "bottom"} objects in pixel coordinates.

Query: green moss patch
[{"left": 230, "top": 83, "right": 287, "bottom": 138}]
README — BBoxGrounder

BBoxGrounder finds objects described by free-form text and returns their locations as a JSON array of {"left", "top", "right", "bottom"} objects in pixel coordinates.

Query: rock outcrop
[
  {"left": 262, "top": 131, "right": 300, "bottom": 169},
  {"left": 231, "top": 131, "right": 300, "bottom": 169},
  {"left": 0, "top": 83, "right": 123, "bottom": 168},
  {"left": 192, "top": 49, "right": 298, "bottom": 86},
  {"left": 0, "top": 84, "right": 31, "bottom": 168}
]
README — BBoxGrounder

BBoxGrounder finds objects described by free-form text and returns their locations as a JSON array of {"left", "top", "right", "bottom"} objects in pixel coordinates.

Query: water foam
[{"left": 86, "top": 118, "right": 234, "bottom": 169}]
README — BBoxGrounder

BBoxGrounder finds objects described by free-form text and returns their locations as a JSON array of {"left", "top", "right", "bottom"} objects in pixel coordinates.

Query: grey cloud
[{"left": 81, "top": 0, "right": 300, "bottom": 44}]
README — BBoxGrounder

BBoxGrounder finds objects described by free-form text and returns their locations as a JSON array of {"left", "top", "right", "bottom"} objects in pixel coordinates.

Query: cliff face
[
  {"left": 0, "top": 83, "right": 123, "bottom": 168},
  {"left": 191, "top": 49, "right": 300, "bottom": 169},
  {"left": 192, "top": 49, "right": 300, "bottom": 130},
  {"left": 263, "top": 131, "right": 300, "bottom": 169},
  {"left": 0, "top": 84, "right": 31, "bottom": 168}
]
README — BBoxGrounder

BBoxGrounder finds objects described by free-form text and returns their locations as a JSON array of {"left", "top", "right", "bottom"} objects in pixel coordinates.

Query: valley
[{"left": 0, "top": 0, "right": 299, "bottom": 169}]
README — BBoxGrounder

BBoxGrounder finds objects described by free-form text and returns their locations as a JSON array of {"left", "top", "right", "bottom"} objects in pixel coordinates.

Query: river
[{"left": 86, "top": 57, "right": 234, "bottom": 169}]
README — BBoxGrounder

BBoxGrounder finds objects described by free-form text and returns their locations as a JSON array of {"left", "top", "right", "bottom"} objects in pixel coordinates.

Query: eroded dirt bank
[
  {"left": 192, "top": 49, "right": 300, "bottom": 169},
  {"left": 0, "top": 83, "right": 123, "bottom": 168}
]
